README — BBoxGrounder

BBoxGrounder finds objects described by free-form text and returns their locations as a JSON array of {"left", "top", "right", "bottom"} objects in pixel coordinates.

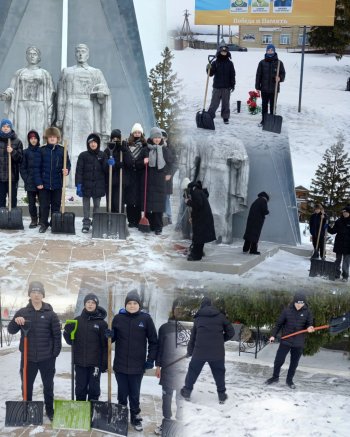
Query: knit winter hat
[
  {"left": 110, "top": 129, "right": 121, "bottom": 140},
  {"left": 266, "top": 44, "right": 276, "bottom": 52},
  {"left": 219, "top": 44, "right": 229, "bottom": 52},
  {"left": 28, "top": 281, "right": 45, "bottom": 297},
  {"left": 293, "top": 292, "right": 306, "bottom": 304},
  {"left": 27, "top": 130, "right": 40, "bottom": 144},
  {"left": 342, "top": 206, "right": 350, "bottom": 213},
  {"left": 0, "top": 118, "right": 12, "bottom": 129},
  {"left": 86, "top": 133, "right": 100, "bottom": 146},
  {"left": 125, "top": 290, "right": 141, "bottom": 307},
  {"left": 258, "top": 191, "right": 270, "bottom": 201},
  {"left": 44, "top": 127, "right": 61, "bottom": 142},
  {"left": 131, "top": 123, "right": 144, "bottom": 135},
  {"left": 84, "top": 293, "right": 99, "bottom": 306},
  {"left": 149, "top": 127, "right": 162, "bottom": 139}
]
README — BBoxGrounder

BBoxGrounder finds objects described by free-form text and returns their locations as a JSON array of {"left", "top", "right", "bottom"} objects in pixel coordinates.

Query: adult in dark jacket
[
  {"left": 63, "top": 293, "right": 107, "bottom": 401},
  {"left": 265, "top": 292, "right": 314, "bottom": 389},
  {"left": 207, "top": 44, "right": 236, "bottom": 124},
  {"left": 0, "top": 118, "right": 23, "bottom": 208},
  {"left": 75, "top": 133, "right": 106, "bottom": 232},
  {"left": 181, "top": 297, "right": 234, "bottom": 403},
  {"left": 162, "top": 129, "right": 178, "bottom": 225},
  {"left": 185, "top": 180, "right": 216, "bottom": 261},
  {"left": 140, "top": 127, "right": 173, "bottom": 235},
  {"left": 309, "top": 203, "right": 328, "bottom": 258},
  {"left": 107, "top": 290, "right": 158, "bottom": 432},
  {"left": 103, "top": 129, "right": 132, "bottom": 213},
  {"left": 243, "top": 191, "right": 269, "bottom": 254},
  {"left": 7, "top": 281, "right": 62, "bottom": 420},
  {"left": 255, "top": 44, "right": 286, "bottom": 126},
  {"left": 125, "top": 123, "right": 148, "bottom": 227},
  {"left": 20, "top": 130, "right": 41, "bottom": 228},
  {"left": 34, "top": 127, "right": 71, "bottom": 233},
  {"left": 327, "top": 206, "right": 350, "bottom": 281}
]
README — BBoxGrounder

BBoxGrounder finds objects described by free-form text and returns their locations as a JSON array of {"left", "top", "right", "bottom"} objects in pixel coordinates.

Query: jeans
[
  {"left": 272, "top": 344, "right": 303, "bottom": 383},
  {"left": 115, "top": 372, "right": 143, "bottom": 417},
  {"left": 335, "top": 253, "right": 350, "bottom": 279},
  {"left": 82, "top": 196, "right": 101, "bottom": 226},
  {"left": 162, "top": 386, "right": 183, "bottom": 420}
]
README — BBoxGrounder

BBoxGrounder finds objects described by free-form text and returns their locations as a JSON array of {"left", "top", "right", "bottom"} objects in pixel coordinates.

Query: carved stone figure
[
  {"left": 56, "top": 44, "right": 111, "bottom": 183},
  {"left": 1, "top": 47, "right": 55, "bottom": 143}
]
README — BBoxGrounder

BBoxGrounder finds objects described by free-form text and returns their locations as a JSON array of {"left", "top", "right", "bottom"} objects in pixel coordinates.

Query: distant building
[{"left": 295, "top": 185, "right": 310, "bottom": 222}]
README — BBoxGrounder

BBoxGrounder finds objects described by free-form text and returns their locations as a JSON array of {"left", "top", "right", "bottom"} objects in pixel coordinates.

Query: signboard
[{"left": 195, "top": 0, "right": 336, "bottom": 26}]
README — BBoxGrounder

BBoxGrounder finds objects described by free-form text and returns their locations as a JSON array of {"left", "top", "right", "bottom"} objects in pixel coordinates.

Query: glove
[
  {"left": 64, "top": 323, "right": 75, "bottom": 334},
  {"left": 108, "top": 157, "right": 115, "bottom": 166},
  {"left": 105, "top": 329, "right": 114, "bottom": 339},
  {"left": 144, "top": 360, "right": 154, "bottom": 370},
  {"left": 76, "top": 184, "right": 83, "bottom": 197}
]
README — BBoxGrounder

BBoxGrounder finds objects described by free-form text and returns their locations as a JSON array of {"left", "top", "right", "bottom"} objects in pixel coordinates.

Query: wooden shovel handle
[
  {"left": 23, "top": 336, "right": 28, "bottom": 401},
  {"left": 8, "top": 139, "right": 12, "bottom": 211},
  {"left": 61, "top": 140, "right": 68, "bottom": 214},
  {"left": 108, "top": 288, "right": 113, "bottom": 404},
  {"left": 281, "top": 325, "right": 329, "bottom": 340}
]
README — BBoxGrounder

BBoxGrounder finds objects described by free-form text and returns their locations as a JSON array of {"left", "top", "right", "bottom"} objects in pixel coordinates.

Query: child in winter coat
[
  {"left": 327, "top": 206, "right": 350, "bottom": 281},
  {"left": 309, "top": 203, "right": 328, "bottom": 258},
  {"left": 34, "top": 127, "right": 71, "bottom": 233},
  {"left": 161, "top": 129, "right": 178, "bottom": 225},
  {"left": 75, "top": 133, "right": 106, "bottom": 233},
  {"left": 106, "top": 290, "right": 158, "bottom": 432},
  {"left": 125, "top": 123, "right": 148, "bottom": 227},
  {"left": 103, "top": 129, "right": 132, "bottom": 213},
  {"left": 20, "top": 130, "right": 41, "bottom": 228},
  {"left": 0, "top": 118, "right": 23, "bottom": 208},
  {"left": 63, "top": 293, "right": 108, "bottom": 401},
  {"left": 243, "top": 191, "right": 270, "bottom": 255}
]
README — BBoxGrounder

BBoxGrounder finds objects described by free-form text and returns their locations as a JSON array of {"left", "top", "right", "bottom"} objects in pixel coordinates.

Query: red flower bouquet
[{"left": 247, "top": 90, "right": 261, "bottom": 115}]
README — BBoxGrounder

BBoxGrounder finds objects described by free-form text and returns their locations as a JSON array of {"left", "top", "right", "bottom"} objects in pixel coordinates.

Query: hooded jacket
[
  {"left": 63, "top": 306, "right": 108, "bottom": 370},
  {"left": 243, "top": 195, "right": 269, "bottom": 243},
  {"left": 0, "top": 130, "right": 23, "bottom": 182},
  {"left": 187, "top": 302, "right": 234, "bottom": 361},
  {"left": 20, "top": 130, "right": 41, "bottom": 192},
  {"left": 8, "top": 301, "right": 62, "bottom": 362},
  {"left": 255, "top": 52, "right": 286, "bottom": 94},
  {"left": 328, "top": 215, "right": 350, "bottom": 254},
  {"left": 209, "top": 50, "right": 236, "bottom": 89}
]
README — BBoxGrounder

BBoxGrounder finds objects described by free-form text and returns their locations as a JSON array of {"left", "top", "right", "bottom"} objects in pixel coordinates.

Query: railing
[
  {"left": 176, "top": 320, "right": 191, "bottom": 347},
  {"left": 238, "top": 325, "right": 270, "bottom": 359}
]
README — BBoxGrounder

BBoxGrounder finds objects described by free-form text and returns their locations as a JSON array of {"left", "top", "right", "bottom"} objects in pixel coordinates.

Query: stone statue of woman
[{"left": 1, "top": 46, "right": 55, "bottom": 143}]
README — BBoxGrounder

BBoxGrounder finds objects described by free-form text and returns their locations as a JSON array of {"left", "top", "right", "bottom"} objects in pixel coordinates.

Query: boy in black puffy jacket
[
  {"left": 63, "top": 293, "right": 107, "bottom": 401},
  {"left": 107, "top": 290, "right": 158, "bottom": 432}
]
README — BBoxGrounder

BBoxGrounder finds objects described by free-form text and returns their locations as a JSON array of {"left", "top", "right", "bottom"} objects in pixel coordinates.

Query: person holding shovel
[
  {"left": 106, "top": 290, "right": 158, "bottom": 432},
  {"left": 7, "top": 281, "right": 62, "bottom": 421},
  {"left": 33, "top": 127, "right": 71, "bottom": 233},
  {"left": 255, "top": 44, "right": 286, "bottom": 127},
  {"left": 309, "top": 203, "right": 328, "bottom": 258},
  {"left": 63, "top": 293, "right": 108, "bottom": 401},
  {"left": 327, "top": 206, "right": 350, "bottom": 282},
  {"left": 265, "top": 292, "right": 314, "bottom": 389},
  {"left": 0, "top": 118, "right": 23, "bottom": 208}
]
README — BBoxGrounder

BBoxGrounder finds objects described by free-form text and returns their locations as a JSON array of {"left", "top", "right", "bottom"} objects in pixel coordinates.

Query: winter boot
[
  {"left": 39, "top": 224, "right": 48, "bottom": 233},
  {"left": 218, "top": 392, "right": 228, "bottom": 404},
  {"left": 265, "top": 377, "right": 279, "bottom": 385},
  {"left": 82, "top": 225, "right": 90, "bottom": 233},
  {"left": 180, "top": 387, "right": 191, "bottom": 401},
  {"left": 286, "top": 381, "right": 296, "bottom": 389},
  {"left": 131, "top": 414, "right": 143, "bottom": 432},
  {"left": 223, "top": 118, "right": 229, "bottom": 124},
  {"left": 29, "top": 216, "right": 38, "bottom": 228}
]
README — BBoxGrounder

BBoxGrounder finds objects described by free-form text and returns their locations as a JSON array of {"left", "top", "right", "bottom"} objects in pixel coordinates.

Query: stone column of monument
[
  {"left": 56, "top": 44, "right": 111, "bottom": 186},
  {"left": 0, "top": 46, "right": 55, "bottom": 144}
]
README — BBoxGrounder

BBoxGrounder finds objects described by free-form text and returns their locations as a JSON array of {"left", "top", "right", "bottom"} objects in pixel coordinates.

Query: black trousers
[
  {"left": 261, "top": 91, "right": 276, "bottom": 120},
  {"left": 191, "top": 242, "right": 204, "bottom": 259},
  {"left": 162, "top": 386, "right": 183, "bottom": 420},
  {"left": 243, "top": 239, "right": 258, "bottom": 253},
  {"left": 0, "top": 180, "right": 18, "bottom": 208},
  {"left": 27, "top": 190, "right": 40, "bottom": 219},
  {"left": 184, "top": 358, "right": 226, "bottom": 393},
  {"left": 38, "top": 188, "right": 62, "bottom": 226},
  {"left": 75, "top": 365, "right": 101, "bottom": 401},
  {"left": 20, "top": 357, "right": 56, "bottom": 413},
  {"left": 272, "top": 343, "right": 303, "bottom": 383},
  {"left": 126, "top": 204, "right": 141, "bottom": 226},
  {"left": 115, "top": 372, "right": 143, "bottom": 417},
  {"left": 146, "top": 211, "right": 163, "bottom": 232},
  {"left": 311, "top": 235, "right": 325, "bottom": 258}
]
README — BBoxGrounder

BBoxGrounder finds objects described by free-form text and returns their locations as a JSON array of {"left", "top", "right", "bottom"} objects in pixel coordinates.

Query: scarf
[
  {"left": 0, "top": 130, "right": 14, "bottom": 139},
  {"left": 147, "top": 144, "right": 166, "bottom": 170}
]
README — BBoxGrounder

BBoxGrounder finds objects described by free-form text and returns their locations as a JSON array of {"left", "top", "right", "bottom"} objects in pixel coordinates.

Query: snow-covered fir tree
[
  {"left": 148, "top": 47, "right": 182, "bottom": 136},
  {"left": 309, "top": 136, "right": 350, "bottom": 218}
]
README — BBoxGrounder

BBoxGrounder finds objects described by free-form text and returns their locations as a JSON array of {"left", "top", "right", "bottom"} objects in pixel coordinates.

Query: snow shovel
[
  {"left": 92, "top": 146, "right": 127, "bottom": 239},
  {"left": 263, "top": 60, "right": 283, "bottom": 134},
  {"left": 196, "top": 55, "right": 215, "bottom": 131},
  {"left": 281, "top": 312, "right": 350, "bottom": 340},
  {"left": 0, "top": 139, "right": 24, "bottom": 230},
  {"left": 138, "top": 162, "right": 150, "bottom": 233},
  {"left": 53, "top": 319, "right": 91, "bottom": 431},
  {"left": 51, "top": 140, "right": 75, "bottom": 234},
  {"left": 5, "top": 321, "right": 44, "bottom": 426},
  {"left": 309, "top": 216, "right": 336, "bottom": 280},
  {"left": 91, "top": 288, "right": 128, "bottom": 436}
]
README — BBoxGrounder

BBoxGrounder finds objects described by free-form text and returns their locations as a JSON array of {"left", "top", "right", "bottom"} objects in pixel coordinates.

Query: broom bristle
[{"left": 138, "top": 216, "right": 150, "bottom": 233}]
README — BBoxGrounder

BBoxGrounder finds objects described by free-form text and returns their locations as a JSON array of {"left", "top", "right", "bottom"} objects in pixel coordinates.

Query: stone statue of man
[
  {"left": 56, "top": 44, "right": 111, "bottom": 183},
  {"left": 1, "top": 46, "right": 55, "bottom": 143}
]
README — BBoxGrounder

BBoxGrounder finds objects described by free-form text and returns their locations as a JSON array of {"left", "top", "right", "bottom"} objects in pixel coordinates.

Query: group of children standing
[{"left": 0, "top": 118, "right": 177, "bottom": 235}]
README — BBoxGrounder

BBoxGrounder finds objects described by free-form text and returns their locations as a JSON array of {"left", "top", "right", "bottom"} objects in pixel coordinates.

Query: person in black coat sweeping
[
  {"left": 106, "top": 290, "right": 158, "bottom": 432},
  {"left": 75, "top": 133, "right": 107, "bottom": 233},
  {"left": 180, "top": 297, "right": 234, "bottom": 404},
  {"left": 7, "top": 281, "right": 62, "bottom": 421},
  {"left": 185, "top": 180, "right": 216, "bottom": 261},
  {"left": 265, "top": 292, "right": 314, "bottom": 389},
  {"left": 20, "top": 130, "right": 41, "bottom": 228},
  {"left": 243, "top": 191, "right": 270, "bottom": 255},
  {"left": 327, "top": 206, "right": 350, "bottom": 281},
  {"left": 207, "top": 44, "right": 236, "bottom": 124},
  {"left": 255, "top": 44, "right": 286, "bottom": 127},
  {"left": 309, "top": 203, "right": 328, "bottom": 259}
]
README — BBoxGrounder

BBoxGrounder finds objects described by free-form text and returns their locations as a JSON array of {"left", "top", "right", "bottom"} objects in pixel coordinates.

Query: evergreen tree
[
  {"left": 148, "top": 47, "right": 182, "bottom": 135},
  {"left": 309, "top": 135, "right": 350, "bottom": 218},
  {"left": 308, "top": 0, "right": 350, "bottom": 59}
]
